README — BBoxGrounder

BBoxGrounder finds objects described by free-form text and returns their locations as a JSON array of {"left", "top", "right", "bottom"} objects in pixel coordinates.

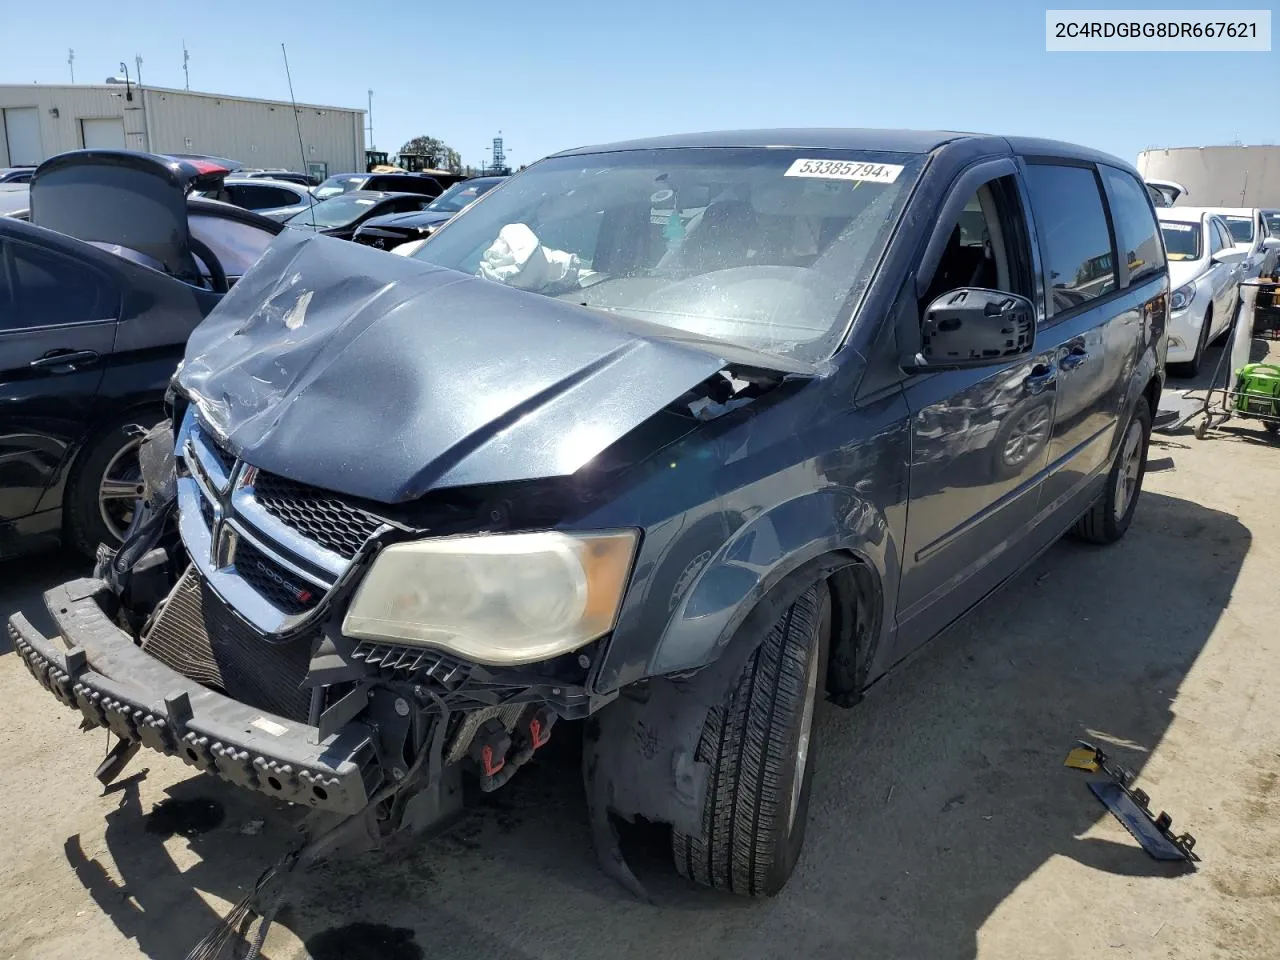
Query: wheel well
[
  {"left": 60, "top": 403, "right": 166, "bottom": 516},
  {"left": 1142, "top": 373, "right": 1162, "bottom": 422},
  {"left": 824, "top": 560, "right": 882, "bottom": 707}
]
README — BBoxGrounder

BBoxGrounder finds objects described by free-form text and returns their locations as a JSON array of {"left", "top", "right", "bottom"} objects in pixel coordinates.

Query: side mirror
[
  {"left": 908, "top": 288, "right": 1036, "bottom": 372},
  {"left": 1211, "top": 248, "right": 1245, "bottom": 265}
]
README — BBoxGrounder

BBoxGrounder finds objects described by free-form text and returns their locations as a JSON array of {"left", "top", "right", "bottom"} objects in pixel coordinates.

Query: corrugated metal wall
[
  {"left": 0, "top": 85, "right": 148, "bottom": 163},
  {"left": 1137, "top": 146, "right": 1280, "bottom": 208},
  {"left": 143, "top": 88, "right": 364, "bottom": 176},
  {"left": 0, "top": 84, "right": 364, "bottom": 176}
]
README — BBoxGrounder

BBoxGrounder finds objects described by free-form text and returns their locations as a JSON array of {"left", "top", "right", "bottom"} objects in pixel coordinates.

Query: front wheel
[
  {"left": 1072, "top": 397, "right": 1151, "bottom": 545},
  {"left": 64, "top": 411, "right": 163, "bottom": 558},
  {"left": 672, "top": 583, "right": 830, "bottom": 898},
  {"left": 1170, "top": 307, "right": 1211, "bottom": 378}
]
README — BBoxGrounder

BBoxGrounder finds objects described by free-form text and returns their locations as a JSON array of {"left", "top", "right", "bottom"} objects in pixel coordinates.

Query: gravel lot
[{"left": 2, "top": 345, "right": 1277, "bottom": 960}]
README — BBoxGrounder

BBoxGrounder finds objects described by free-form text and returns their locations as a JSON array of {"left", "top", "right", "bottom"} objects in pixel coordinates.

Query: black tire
[
  {"left": 1169, "top": 306, "right": 1211, "bottom": 378},
  {"left": 1072, "top": 397, "right": 1151, "bottom": 545},
  {"left": 672, "top": 582, "right": 831, "bottom": 897},
  {"left": 64, "top": 411, "right": 163, "bottom": 559}
]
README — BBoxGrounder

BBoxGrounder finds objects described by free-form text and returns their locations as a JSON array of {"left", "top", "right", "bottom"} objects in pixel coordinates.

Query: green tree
[{"left": 399, "top": 135, "right": 462, "bottom": 173}]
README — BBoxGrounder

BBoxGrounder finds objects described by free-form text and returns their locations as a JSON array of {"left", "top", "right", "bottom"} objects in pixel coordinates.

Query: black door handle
[
  {"left": 29, "top": 349, "right": 100, "bottom": 373},
  {"left": 1024, "top": 363, "right": 1056, "bottom": 395}
]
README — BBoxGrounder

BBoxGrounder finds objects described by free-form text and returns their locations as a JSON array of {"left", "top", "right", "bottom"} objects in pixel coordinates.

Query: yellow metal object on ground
[{"left": 1064, "top": 747, "right": 1101, "bottom": 772}]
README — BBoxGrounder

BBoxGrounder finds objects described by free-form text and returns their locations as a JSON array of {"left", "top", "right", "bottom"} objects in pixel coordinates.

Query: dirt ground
[{"left": 2, "top": 343, "right": 1278, "bottom": 960}]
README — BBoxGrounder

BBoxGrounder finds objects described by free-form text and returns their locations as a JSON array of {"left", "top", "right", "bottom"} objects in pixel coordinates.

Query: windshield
[
  {"left": 1265, "top": 212, "right": 1280, "bottom": 236},
  {"left": 427, "top": 179, "right": 502, "bottom": 214},
  {"left": 313, "top": 175, "right": 368, "bottom": 199},
  {"left": 411, "top": 148, "right": 924, "bottom": 361},
  {"left": 1161, "top": 221, "right": 1200, "bottom": 260},
  {"left": 1223, "top": 216, "right": 1254, "bottom": 244},
  {"left": 286, "top": 194, "right": 380, "bottom": 229}
]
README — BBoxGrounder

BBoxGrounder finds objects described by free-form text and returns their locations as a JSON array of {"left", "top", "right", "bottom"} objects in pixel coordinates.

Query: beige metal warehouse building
[
  {"left": 1137, "top": 145, "right": 1280, "bottom": 208},
  {"left": 0, "top": 83, "right": 365, "bottom": 181}
]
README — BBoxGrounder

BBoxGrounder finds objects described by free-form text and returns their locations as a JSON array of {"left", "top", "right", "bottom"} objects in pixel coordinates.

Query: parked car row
[
  {"left": 1156, "top": 203, "right": 1280, "bottom": 374},
  {"left": 9, "top": 129, "right": 1175, "bottom": 904}
]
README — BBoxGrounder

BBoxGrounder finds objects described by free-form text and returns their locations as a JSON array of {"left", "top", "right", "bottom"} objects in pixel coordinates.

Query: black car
[
  {"left": 312, "top": 171, "right": 452, "bottom": 201},
  {"left": 284, "top": 190, "right": 436, "bottom": 241},
  {"left": 0, "top": 149, "right": 280, "bottom": 560},
  {"left": 353, "top": 176, "right": 507, "bottom": 249},
  {"left": 14, "top": 129, "right": 1166, "bottom": 903}
]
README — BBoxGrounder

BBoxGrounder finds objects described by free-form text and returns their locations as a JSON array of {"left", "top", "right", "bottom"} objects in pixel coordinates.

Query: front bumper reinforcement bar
[{"left": 10, "top": 578, "right": 379, "bottom": 815}]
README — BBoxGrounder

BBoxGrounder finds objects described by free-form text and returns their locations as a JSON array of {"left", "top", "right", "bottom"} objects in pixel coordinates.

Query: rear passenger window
[
  {"left": 1100, "top": 166, "right": 1166, "bottom": 287},
  {"left": 1024, "top": 163, "right": 1116, "bottom": 315},
  {"left": 4, "top": 241, "right": 115, "bottom": 329}
]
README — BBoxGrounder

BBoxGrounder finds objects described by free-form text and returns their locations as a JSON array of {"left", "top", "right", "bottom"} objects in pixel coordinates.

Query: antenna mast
[
  {"left": 281, "top": 43, "right": 319, "bottom": 227},
  {"left": 182, "top": 41, "right": 190, "bottom": 90},
  {"left": 67, "top": 48, "right": 75, "bottom": 83}
]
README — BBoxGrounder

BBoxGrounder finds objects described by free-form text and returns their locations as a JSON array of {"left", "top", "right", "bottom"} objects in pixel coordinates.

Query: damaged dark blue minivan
[{"left": 12, "top": 129, "right": 1167, "bottom": 900}]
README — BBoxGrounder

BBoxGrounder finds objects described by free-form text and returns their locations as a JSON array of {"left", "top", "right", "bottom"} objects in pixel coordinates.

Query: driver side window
[
  {"left": 1209, "top": 220, "right": 1225, "bottom": 255},
  {"left": 920, "top": 176, "right": 1030, "bottom": 311}
]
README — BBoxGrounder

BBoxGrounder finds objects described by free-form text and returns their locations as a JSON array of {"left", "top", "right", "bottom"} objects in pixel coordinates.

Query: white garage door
[
  {"left": 3, "top": 107, "right": 42, "bottom": 165},
  {"left": 81, "top": 117, "right": 126, "bottom": 150}
]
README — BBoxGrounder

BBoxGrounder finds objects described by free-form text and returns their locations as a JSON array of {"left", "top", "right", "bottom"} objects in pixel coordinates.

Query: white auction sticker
[
  {"left": 250, "top": 716, "right": 289, "bottom": 737},
  {"left": 1163, "top": 223, "right": 1194, "bottom": 231},
  {"left": 784, "top": 159, "right": 903, "bottom": 183}
]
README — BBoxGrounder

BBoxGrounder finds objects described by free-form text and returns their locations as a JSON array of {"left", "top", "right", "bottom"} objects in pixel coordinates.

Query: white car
[
  {"left": 195, "top": 177, "right": 316, "bottom": 223},
  {"left": 1173, "top": 206, "right": 1276, "bottom": 282},
  {"left": 1157, "top": 208, "right": 1246, "bottom": 375}
]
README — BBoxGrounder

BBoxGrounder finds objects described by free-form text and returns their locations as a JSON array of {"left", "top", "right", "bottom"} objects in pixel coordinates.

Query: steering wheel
[{"left": 190, "top": 236, "right": 230, "bottom": 294}]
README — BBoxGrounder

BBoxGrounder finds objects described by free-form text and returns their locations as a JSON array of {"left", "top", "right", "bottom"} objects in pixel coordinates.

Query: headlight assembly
[
  {"left": 342, "top": 530, "right": 639, "bottom": 665},
  {"left": 1170, "top": 282, "right": 1196, "bottom": 311}
]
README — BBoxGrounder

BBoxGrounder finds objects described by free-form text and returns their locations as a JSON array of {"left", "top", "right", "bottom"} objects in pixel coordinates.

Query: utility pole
[
  {"left": 135, "top": 55, "right": 143, "bottom": 87},
  {"left": 182, "top": 41, "right": 190, "bottom": 90},
  {"left": 67, "top": 48, "right": 75, "bottom": 83},
  {"left": 367, "top": 89, "right": 374, "bottom": 150}
]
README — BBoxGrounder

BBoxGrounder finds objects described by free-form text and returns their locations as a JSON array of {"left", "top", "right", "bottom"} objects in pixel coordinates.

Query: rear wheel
[
  {"left": 672, "top": 582, "right": 830, "bottom": 898},
  {"left": 1072, "top": 397, "right": 1151, "bottom": 545},
  {"left": 64, "top": 411, "right": 163, "bottom": 559}
]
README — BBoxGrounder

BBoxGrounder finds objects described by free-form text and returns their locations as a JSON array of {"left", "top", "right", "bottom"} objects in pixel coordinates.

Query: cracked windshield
[{"left": 412, "top": 149, "right": 922, "bottom": 361}]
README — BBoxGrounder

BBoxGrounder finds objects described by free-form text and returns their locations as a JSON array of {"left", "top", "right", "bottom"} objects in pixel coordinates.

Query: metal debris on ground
[{"left": 1065, "top": 740, "right": 1200, "bottom": 865}]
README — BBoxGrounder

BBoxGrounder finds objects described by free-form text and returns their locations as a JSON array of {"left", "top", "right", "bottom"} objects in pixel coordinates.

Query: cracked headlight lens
[{"left": 342, "top": 530, "right": 638, "bottom": 665}]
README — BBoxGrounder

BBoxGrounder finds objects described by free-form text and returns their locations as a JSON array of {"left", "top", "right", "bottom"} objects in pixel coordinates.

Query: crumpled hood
[{"left": 179, "top": 230, "right": 788, "bottom": 503}]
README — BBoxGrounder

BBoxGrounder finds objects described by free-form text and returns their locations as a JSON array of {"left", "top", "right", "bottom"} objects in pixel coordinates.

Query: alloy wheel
[
  {"left": 1113, "top": 419, "right": 1145, "bottom": 521},
  {"left": 97, "top": 438, "right": 146, "bottom": 543},
  {"left": 787, "top": 641, "right": 822, "bottom": 834}
]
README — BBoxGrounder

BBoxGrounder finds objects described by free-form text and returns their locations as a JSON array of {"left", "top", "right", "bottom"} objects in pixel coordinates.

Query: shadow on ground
[
  {"left": 0, "top": 550, "right": 84, "bottom": 652},
  {"left": 54, "top": 489, "right": 1248, "bottom": 959}
]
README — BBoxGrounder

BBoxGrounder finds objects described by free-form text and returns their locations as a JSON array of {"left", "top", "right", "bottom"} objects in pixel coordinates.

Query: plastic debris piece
[
  {"left": 1064, "top": 746, "right": 1102, "bottom": 772},
  {"left": 1088, "top": 780, "right": 1199, "bottom": 863}
]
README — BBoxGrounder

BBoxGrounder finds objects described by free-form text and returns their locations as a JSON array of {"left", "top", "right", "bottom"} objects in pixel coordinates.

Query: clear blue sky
[{"left": 7, "top": 0, "right": 1277, "bottom": 169}]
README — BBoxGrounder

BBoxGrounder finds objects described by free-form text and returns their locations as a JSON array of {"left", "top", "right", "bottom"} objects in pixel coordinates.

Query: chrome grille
[
  {"left": 252, "top": 471, "right": 385, "bottom": 560},
  {"left": 176, "top": 409, "right": 374, "bottom": 637}
]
